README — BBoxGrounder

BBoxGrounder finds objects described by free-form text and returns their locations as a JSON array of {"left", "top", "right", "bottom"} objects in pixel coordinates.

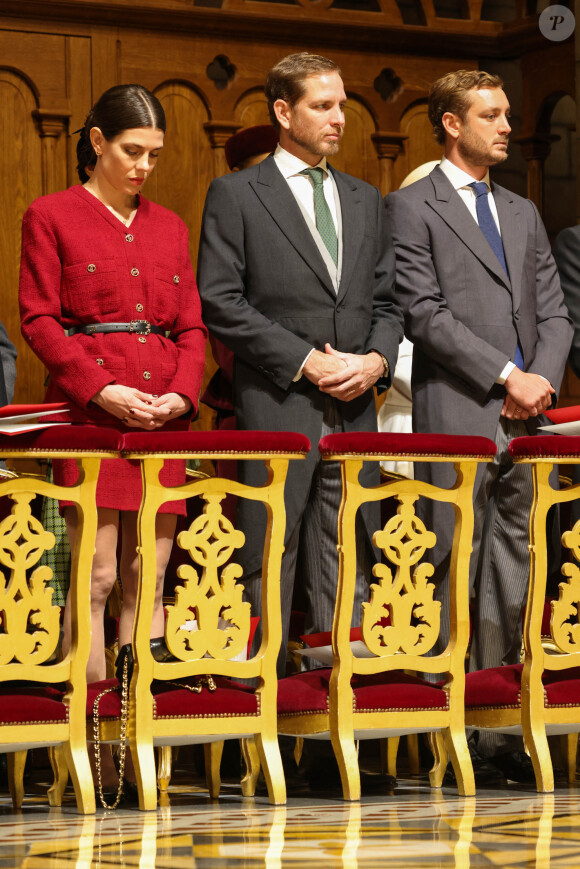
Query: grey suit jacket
[
  {"left": 385, "top": 166, "right": 572, "bottom": 440},
  {"left": 198, "top": 154, "right": 403, "bottom": 573},
  {"left": 553, "top": 224, "right": 580, "bottom": 379}
]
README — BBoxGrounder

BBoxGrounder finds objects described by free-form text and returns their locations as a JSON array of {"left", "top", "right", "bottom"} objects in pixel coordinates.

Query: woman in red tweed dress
[{"left": 19, "top": 84, "right": 207, "bottom": 790}]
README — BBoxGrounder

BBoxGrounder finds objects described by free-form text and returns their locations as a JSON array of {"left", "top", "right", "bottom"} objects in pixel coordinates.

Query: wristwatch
[{"left": 373, "top": 351, "right": 389, "bottom": 379}]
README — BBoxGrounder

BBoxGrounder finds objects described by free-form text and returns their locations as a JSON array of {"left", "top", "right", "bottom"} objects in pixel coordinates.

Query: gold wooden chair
[
  {"left": 120, "top": 429, "right": 310, "bottom": 809},
  {"left": 277, "top": 431, "right": 497, "bottom": 799},
  {"left": 465, "top": 434, "right": 580, "bottom": 791},
  {"left": 0, "top": 425, "right": 122, "bottom": 812}
]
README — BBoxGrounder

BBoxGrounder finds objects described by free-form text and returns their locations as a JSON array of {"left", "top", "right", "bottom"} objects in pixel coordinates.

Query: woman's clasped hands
[{"left": 92, "top": 383, "right": 191, "bottom": 429}]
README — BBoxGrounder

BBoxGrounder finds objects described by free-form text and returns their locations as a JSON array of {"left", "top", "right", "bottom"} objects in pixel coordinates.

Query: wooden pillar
[
  {"left": 370, "top": 132, "right": 408, "bottom": 196},
  {"left": 203, "top": 120, "right": 243, "bottom": 177},
  {"left": 32, "top": 109, "right": 70, "bottom": 196},
  {"left": 512, "top": 134, "right": 558, "bottom": 216}
]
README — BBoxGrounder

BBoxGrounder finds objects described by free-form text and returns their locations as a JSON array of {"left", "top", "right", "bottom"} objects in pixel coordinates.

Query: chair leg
[
  {"left": 442, "top": 728, "right": 475, "bottom": 797},
  {"left": 157, "top": 745, "right": 173, "bottom": 794},
  {"left": 524, "top": 726, "right": 554, "bottom": 793},
  {"left": 63, "top": 741, "right": 96, "bottom": 814},
  {"left": 204, "top": 741, "right": 223, "bottom": 798},
  {"left": 330, "top": 730, "right": 360, "bottom": 802},
  {"left": 293, "top": 737, "right": 304, "bottom": 768},
  {"left": 130, "top": 738, "right": 158, "bottom": 811},
  {"left": 7, "top": 750, "right": 27, "bottom": 809},
  {"left": 47, "top": 745, "right": 69, "bottom": 806},
  {"left": 426, "top": 731, "right": 446, "bottom": 788},
  {"left": 255, "top": 733, "right": 286, "bottom": 805},
  {"left": 565, "top": 733, "right": 578, "bottom": 784},
  {"left": 241, "top": 737, "right": 261, "bottom": 797},
  {"left": 407, "top": 734, "right": 420, "bottom": 775},
  {"left": 380, "top": 737, "right": 399, "bottom": 778}
]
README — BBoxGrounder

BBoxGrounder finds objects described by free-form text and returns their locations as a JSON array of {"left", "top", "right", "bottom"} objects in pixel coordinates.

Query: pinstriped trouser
[
  {"left": 418, "top": 416, "right": 532, "bottom": 756},
  {"left": 245, "top": 398, "right": 372, "bottom": 678},
  {"left": 469, "top": 417, "right": 534, "bottom": 756}
]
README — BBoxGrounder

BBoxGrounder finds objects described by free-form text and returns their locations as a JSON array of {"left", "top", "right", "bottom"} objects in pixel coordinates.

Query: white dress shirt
[
  {"left": 273, "top": 144, "right": 339, "bottom": 230},
  {"left": 439, "top": 156, "right": 514, "bottom": 385}
]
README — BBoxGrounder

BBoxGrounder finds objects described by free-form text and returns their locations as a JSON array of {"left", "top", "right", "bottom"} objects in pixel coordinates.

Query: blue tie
[{"left": 469, "top": 181, "right": 523, "bottom": 370}]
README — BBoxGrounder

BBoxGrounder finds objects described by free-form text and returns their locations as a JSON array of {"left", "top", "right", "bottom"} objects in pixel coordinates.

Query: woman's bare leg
[
  {"left": 117, "top": 512, "right": 177, "bottom": 647},
  {"left": 62, "top": 506, "right": 120, "bottom": 789},
  {"left": 116, "top": 511, "right": 177, "bottom": 785},
  {"left": 62, "top": 506, "right": 120, "bottom": 682}
]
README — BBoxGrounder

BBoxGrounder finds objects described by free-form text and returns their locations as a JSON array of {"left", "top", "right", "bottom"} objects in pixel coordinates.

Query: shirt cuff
[
  {"left": 496, "top": 361, "right": 516, "bottom": 385},
  {"left": 293, "top": 348, "right": 315, "bottom": 382}
]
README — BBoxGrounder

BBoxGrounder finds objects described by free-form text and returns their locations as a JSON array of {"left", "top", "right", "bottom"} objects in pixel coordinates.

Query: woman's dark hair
[{"left": 76, "top": 84, "right": 166, "bottom": 183}]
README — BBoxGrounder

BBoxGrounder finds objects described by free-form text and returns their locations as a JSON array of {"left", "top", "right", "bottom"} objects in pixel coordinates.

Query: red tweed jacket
[{"left": 19, "top": 185, "right": 207, "bottom": 425}]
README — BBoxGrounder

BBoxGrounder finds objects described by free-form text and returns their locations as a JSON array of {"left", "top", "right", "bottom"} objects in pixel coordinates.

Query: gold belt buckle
[{"left": 130, "top": 319, "right": 151, "bottom": 336}]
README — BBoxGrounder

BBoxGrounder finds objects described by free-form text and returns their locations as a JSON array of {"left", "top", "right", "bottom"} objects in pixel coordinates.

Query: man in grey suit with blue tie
[
  {"left": 198, "top": 53, "right": 403, "bottom": 679},
  {"left": 385, "top": 69, "right": 572, "bottom": 783}
]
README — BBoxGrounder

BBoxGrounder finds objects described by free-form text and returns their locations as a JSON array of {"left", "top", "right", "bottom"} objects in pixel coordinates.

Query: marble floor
[{"left": 2, "top": 760, "right": 580, "bottom": 868}]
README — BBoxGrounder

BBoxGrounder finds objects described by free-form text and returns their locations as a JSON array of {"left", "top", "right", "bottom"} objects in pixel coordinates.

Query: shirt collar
[
  {"left": 274, "top": 144, "right": 328, "bottom": 179},
  {"left": 440, "top": 155, "right": 491, "bottom": 193}
]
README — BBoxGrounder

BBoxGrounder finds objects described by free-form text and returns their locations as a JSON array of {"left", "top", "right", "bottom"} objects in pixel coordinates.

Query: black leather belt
[{"left": 68, "top": 320, "right": 165, "bottom": 336}]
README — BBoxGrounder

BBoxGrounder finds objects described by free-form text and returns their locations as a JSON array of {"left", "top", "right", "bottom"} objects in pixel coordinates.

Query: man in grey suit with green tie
[
  {"left": 385, "top": 69, "right": 572, "bottom": 784},
  {"left": 198, "top": 52, "right": 403, "bottom": 678}
]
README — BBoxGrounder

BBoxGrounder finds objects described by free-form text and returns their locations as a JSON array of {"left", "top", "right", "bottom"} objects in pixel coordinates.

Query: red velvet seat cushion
[
  {"left": 153, "top": 677, "right": 258, "bottom": 718},
  {"left": 0, "top": 685, "right": 68, "bottom": 724},
  {"left": 465, "top": 664, "right": 523, "bottom": 708},
  {"left": 121, "top": 430, "right": 310, "bottom": 456},
  {"left": 0, "top": 425, "right": 123, "bottom": 454},
  {"left": 87, "top": 679, "right": 122, "bottom": 719},
  {"left": 319, "top": 432, "right": 497, "bottom": 459},
  {"left": 88, "top": 675, "right": 261, "bottom": 721},
  {"left": 466, "top": 665, "right": 580, "bottom": 709},
  {"left": 277, "top": 669, "right": 448, "bottom": 716},
  {"left": 544, "top": 669, "right": 580, "bottom": 707},
  {"left": 509, "top": 435, "right": 580, "bottom": 459}
]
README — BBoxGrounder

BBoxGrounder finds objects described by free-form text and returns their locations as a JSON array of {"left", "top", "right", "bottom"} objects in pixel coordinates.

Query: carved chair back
[
  {"left": 277, "top": 432, "right": 497, "bottom": 799},
  {"left": 0, "top": 426, "right": 123, "bottom": 812},
  {"left": 121, "top": 430, "right": 310, "bottom": 809}
]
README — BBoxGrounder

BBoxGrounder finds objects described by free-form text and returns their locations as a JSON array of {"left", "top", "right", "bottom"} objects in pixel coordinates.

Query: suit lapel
[
  {"left": 331, "top": 168, "right": 365, "bottom": 302},
  {"left": 493, "top": 183, "right": 524, "bottom": 312},
  {"left": 249, "top": 156, "right": 335, "bottom": 297},
  {"left": 427, "top": 167, "right": 510, "bottom": 290}
]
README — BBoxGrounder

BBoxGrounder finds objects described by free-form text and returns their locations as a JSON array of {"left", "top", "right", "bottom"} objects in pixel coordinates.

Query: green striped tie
[{"left": 300, "top": 167, "right": 338, "bottom": 266}]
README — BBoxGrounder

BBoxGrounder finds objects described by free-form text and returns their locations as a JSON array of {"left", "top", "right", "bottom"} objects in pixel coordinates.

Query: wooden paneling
[
  {"left": 235, "top": 90, "right": 271, "bottom": 128},
  {"left": 0, "top": 70, "right": 44, "bottom": 404},
  {"left": 393, "top": 100, "right": 444, "bottom": 189},
  {"left": 146, "top": 82, "right": 213, "bottom": 264}
]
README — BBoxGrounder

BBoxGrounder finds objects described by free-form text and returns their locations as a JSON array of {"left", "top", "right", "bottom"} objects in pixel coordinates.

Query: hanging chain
[
  {"left": 92, "top": 656, "right": 216, "bottom": 809},
  {"left": 165, "top": 674, "right": 217, "bottom": 694},
  {"left": 92, "top": 654, "right": 130, "bottom": 810}
]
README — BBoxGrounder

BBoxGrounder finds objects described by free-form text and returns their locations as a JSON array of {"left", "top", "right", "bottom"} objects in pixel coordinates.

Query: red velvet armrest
[
  {"left": 0, "top": 425, "right": 123, "bottom": 457},
  {"left": 121, "top": 429, "right": 310, "bottom": 457},
  {"left": 509, "top": 435, "right": 580, "bottom": 460},
  {"left": 319, "top": 432, "right": 497, "bottom": 459}
]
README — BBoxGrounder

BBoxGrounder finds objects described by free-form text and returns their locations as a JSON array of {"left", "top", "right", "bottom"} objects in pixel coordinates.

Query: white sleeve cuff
[
  {"left": 293, "top": 348, "right": 315, "bottom": 382},
  {"left": 496, "top": 361, "right": 516, "bottom": 385}
]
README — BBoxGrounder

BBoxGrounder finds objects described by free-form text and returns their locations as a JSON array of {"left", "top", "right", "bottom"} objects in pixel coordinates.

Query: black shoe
[
  {"left": 121, "top": 780, "right": 140, "bottom": 804},
  {"left": 306, "top": 757, "right": 396, "bottom": 794},
  {"left": 444, "top": 744, "right": 507, "bottom": 787},
  {"left": 488, "top": 751, "right": 536, "bottom": 784}
]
